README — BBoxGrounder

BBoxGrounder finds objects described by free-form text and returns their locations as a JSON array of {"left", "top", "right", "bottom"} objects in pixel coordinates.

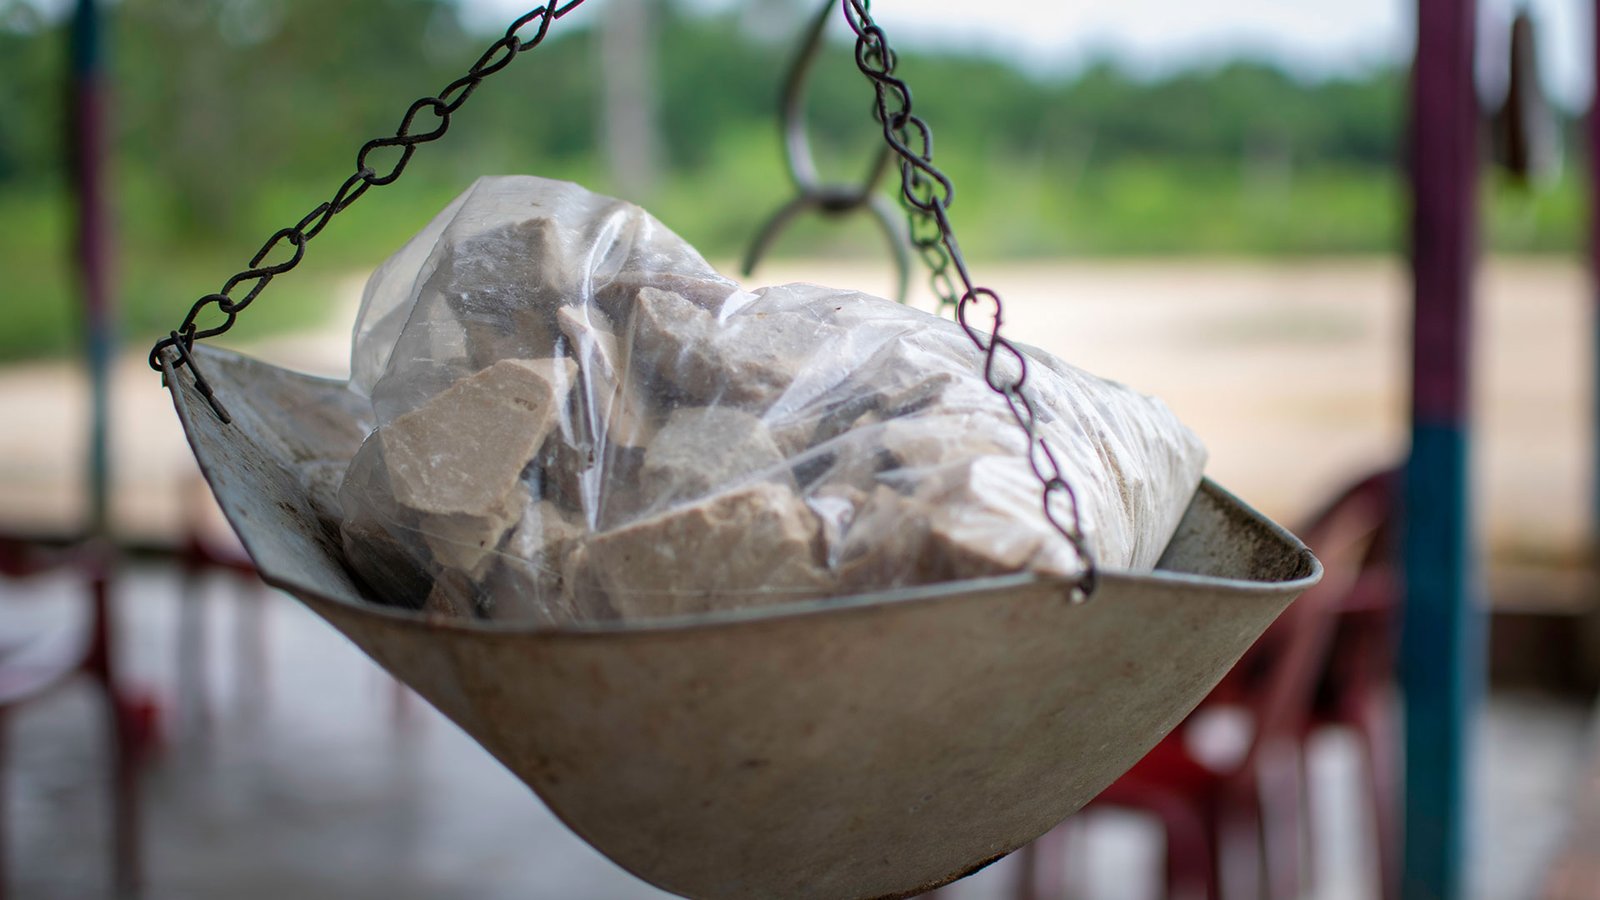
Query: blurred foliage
[{"left": 0, "top": 0, "right": 1585, "bottom": 361}]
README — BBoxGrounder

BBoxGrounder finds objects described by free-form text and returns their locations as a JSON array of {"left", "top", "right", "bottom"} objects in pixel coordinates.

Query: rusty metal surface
[{"left": 164, "top": 345, "right": 1320, "bottom": 900}]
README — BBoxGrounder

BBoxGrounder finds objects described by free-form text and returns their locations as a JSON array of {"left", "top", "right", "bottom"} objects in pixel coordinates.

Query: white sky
[{"left": 466, "top": 0, "right": 1595, "bottom": 108}]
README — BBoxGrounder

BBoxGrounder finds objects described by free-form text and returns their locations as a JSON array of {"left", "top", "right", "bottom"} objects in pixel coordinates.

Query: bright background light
[{"left": 464, "top": 0, "right": 1593, "bottom": 108}]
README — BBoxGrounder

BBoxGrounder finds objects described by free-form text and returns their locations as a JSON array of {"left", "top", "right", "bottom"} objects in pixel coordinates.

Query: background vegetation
[{"left": 0, "top": 0, "right": 1584, "bottom": 361}]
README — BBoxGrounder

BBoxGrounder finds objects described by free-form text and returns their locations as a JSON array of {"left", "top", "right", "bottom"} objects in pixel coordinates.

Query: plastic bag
[{"left": 336, "top": 176, "right": 1207, "bottom": 624}]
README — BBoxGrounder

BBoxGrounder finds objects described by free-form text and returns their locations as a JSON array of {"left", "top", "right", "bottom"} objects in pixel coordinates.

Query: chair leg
[
  {"left": 1214, "top": 792, "right": 1262, "bottom": 900},
  {"left": 1013, "top": 825, "right": 1071, "bottom": 900},
  {"left": 176, "top": 563, "right": 210, "bottom": 738},
  {"left": 110, "top": 695, "right": 143, "bottom": 898},
  {"left": 1256, "top": 746, "right": 1306, "bottom": 900},
  {"left": 1297, "top": 738, "right": 1319, "bottom": 891},
  {"left": 1009, "top": 836, "right": 1036, "bottom": 900},
  {"left": 235, "top": 582, "right": 271, "bottom": 722},
  {"left": 88, "top": 573, "right": 143, "bottom": 898},
  {"left": 0, "top": 709, "right": 9, "bottom": 900},
  {"left": 1353, "top": 687, "right": 1400, "bottom": 900},
  {"left": 1157, "top": 798, "right": 1217, "bottom": 900},
  {"left": 390, "top": 673, "right": 420, "bottom": 729}
]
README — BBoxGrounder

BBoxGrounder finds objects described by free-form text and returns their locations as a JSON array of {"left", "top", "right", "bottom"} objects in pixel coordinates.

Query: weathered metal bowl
[{"left": 164, "top": 344, "right": 1320, "bottom": 900}]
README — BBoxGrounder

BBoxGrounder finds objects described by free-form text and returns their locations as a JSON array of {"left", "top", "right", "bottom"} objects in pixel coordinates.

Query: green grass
[
  {"left": 0, "top": 149, "right": 1586, "bottom": 364},
  {"left": 0, "top": 186, "right": 75, "bottom": 361},
  {"left": 0, "top": 180, "right": 348, "bottom": 363}
]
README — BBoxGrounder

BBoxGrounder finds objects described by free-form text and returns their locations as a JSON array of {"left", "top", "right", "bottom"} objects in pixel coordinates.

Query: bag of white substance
[{"left": 336, "top": 175, "right": 1207, "bottom": 624}]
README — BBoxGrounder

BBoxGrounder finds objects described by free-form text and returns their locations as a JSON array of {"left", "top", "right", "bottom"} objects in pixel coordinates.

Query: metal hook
[
  {"left": 163, "top": 336, "right": 233, "bottom": 425},
  {"left": 742, "top": 0, "right": 910, "bottom": 304}
]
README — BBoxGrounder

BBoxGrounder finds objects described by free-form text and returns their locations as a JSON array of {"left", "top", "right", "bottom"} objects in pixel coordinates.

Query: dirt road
[{"left": 0, "top": 255, "right": 1588, "bottom": 563}]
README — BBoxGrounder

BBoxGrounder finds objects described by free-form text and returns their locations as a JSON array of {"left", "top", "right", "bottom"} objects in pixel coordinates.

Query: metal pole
[
  {"left": 1590, "top": 4, "right": 1600, "bottom": 548},
  {"left": 599, "top": 0, "right": 660, "bottom": 199},
  {"left": 1403, "top": 2, "right": 1481, "bottom": 899},
  {"left": 70, "top": 4, "right": 142, "bottom": 895},
  {"left": 70, "top": 0, "right": 113, "bottom": 537}
]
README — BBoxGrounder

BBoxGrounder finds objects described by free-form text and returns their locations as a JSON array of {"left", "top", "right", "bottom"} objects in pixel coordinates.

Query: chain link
[
  {"left": 841, "top": 0, "right": 1096, "bottom": 601},
  {"left": 149, "top": 0, "right": 593, "bottom": 402},
  {"left": 741, "top": 0, "right": 909, "bottom": 304}
]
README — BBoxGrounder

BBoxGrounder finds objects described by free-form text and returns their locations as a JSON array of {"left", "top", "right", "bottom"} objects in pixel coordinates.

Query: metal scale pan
[{"left": 164, "top": 343, "right": 1320, "bottom": 900}]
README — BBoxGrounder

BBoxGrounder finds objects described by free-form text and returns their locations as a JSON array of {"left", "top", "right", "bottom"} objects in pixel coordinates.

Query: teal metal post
[
  {"left": 1590, "top": 5, "right": 1600, "bottom": 563},
  {"left": 70, "top": 3, "right": 142, "bottom": 894},
  {"left": 70, "top": 0, "right": 113, "bottom": 535},
  {"left": 1403, "top": 1, "right": 1481, "bottom": 899}
]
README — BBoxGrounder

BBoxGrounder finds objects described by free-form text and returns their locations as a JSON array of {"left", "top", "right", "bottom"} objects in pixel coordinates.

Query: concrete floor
[
  {"left": 2, "top": 566, "right": 1591, "bottom": 900},
  {"left": 2, "top": 256, "right": 1594, "bottom": 567}
]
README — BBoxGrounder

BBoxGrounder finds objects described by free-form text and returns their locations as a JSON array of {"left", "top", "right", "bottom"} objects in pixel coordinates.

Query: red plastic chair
[
  {"left": 1302, "top": 472, "right": 1400, "bottom": 900},
  {"left": 1015, "top": 470, "right": 1397, "bottom": 900},
  {"left": 0, "top": 533, "right": 157, "bottom": 898}
]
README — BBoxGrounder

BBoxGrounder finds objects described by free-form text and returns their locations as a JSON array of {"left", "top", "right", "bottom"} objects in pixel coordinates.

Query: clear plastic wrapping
[{"left": 336, "top": 176, "right": 1207, "bottom": 624}]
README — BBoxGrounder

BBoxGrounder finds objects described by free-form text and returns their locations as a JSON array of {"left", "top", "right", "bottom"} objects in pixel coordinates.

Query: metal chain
[
  {"left": 841, "top": 0, "right": 1096, "bottom": 601},
  {"left": 148, "top": 0, "right": 1094, "bottom": 599},
  {"left": 148, "top": 0, "right": 593, "bottom": 420}
]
